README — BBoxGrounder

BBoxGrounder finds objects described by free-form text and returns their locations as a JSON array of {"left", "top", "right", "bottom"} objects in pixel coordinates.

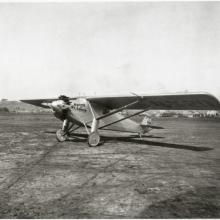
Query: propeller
[
  {"left": 51, "top": 95, "right": 71, "bottom": 120},
  {"left": 58, "top": 95, "right": 71, "bottom": 105}
]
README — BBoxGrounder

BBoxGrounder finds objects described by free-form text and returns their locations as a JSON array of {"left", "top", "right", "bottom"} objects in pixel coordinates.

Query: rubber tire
[
  {"left": 88, "top": 132, "right": 100, "bottom": 147},
  {"left": 56, "top": 129, "right": 68, "bottom": 142}
]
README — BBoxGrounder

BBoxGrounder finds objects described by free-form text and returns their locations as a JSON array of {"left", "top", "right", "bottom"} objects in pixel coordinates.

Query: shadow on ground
[
  {"left": 62, "top": 133, "right": 213, "bottom": 152},
  {"left": 137, "top": 186, "right": 220, "bottom": 218},
  {"left": 1, "top": 186, "right": 219, "bottom": 218}
]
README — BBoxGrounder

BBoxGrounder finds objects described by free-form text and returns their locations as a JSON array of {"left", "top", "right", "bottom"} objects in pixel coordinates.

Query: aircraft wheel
[
  {"left": 56, "top": 129, "right": 68, "bottom": 142},
  {"left": 88, "top": 131, "right": 100, "bottom": 147}
]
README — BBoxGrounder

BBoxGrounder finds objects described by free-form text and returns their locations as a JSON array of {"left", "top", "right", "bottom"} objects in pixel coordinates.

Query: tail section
[
  {"left": 140, "top": 115, "right": 164, "bottom": 134},
  {"left": 140, "top": 116, "right": 152, "bottom": 133}
]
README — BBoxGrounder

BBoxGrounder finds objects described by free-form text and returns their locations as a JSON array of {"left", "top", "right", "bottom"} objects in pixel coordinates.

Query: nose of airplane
[
  {"left": 51, "top": 100, "right": 69, "bottom": 120},
  {"left": 51, "top": 100, "right": 66, "bottom": 112}
]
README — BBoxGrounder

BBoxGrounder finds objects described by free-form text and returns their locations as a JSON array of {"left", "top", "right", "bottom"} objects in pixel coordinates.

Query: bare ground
[{"left": 0, "top": 113, "right": 219, "bottom": 218}]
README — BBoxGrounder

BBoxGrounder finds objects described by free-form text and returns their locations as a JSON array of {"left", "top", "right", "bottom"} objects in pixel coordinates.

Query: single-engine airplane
[{"left": 21, "top": 92, "right": 220, "bottom": 147}]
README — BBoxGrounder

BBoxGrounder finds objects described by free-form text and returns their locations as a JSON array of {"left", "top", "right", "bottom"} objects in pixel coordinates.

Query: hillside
[{"left": 0, "top": 100, "right": 51, "bottom": 113}]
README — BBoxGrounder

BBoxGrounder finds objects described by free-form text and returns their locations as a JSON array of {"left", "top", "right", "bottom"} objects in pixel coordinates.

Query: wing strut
[
  {"left": 97, "top": 99, "right": 140, "bottom": 120},
  {"left": 87, "top": 97, "right": 144, "bottom": 126},
  {"left": 99, "top": 109, "right": 148, "bottom": 129},
  {"left": 86, "top": 98, "right": 148, "bottom": 147}
]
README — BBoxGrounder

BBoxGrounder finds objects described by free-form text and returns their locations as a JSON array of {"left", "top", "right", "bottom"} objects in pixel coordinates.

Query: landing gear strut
[
  {"left": 56, "top": 119, "right": 80, "bottom": 142},
  {"left": 87, "top": 118, "right": 101, "bottom": 147}
]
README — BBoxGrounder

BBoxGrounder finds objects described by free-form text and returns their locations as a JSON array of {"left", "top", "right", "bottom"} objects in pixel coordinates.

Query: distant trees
[{"left": 0, "top": 107, "right": 9, "bottom": 113}]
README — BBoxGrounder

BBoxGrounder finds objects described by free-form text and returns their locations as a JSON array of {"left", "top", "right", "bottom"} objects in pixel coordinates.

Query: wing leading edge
[
  {"left": 21, "top": 93, "right": 220, "bottom": 110},
  {"left": 20, "top": 99, "right": 57, "bottom": 108},
  {"left": 88, "top": 93, "right": 220, "bottom": 110}
]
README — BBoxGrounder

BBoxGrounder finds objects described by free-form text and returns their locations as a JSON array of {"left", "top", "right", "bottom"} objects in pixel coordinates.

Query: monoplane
[{"left": 21, "top": 92, "right": 220, "bottom": 147}]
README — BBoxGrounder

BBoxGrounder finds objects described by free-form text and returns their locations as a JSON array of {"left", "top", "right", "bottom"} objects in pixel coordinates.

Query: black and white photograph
[{"left": 0, "top": 1, "right": 220, "bottom": 218}]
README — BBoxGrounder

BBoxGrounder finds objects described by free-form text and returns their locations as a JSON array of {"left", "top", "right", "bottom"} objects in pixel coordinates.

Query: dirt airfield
[{"left": 0, "top": 113, "right": 219, "bottom": 218}]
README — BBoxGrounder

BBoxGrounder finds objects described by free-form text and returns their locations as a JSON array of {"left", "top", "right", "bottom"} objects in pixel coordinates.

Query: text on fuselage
[{"left": 71, "top": 103, "right": 87, "bottom": 112}]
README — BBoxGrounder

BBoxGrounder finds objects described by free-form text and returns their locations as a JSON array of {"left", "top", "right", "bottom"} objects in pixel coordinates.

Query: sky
[{"left": 0, "top": 2, "right": 220, "bottom": 100}]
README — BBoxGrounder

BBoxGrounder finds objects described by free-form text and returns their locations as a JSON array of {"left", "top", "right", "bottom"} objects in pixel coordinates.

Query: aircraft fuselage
[{"left": 51, "top": 98, "right": 146, "bottom": 134}]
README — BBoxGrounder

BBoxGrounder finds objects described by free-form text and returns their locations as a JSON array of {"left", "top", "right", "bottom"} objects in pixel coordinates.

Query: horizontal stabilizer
[{"left": 147, "top": 125, "right": 164, "bottom": 129}]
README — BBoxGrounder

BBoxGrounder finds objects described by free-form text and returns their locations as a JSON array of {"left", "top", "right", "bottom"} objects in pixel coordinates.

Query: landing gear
[
  {"left": 86, "top": 117, "right": 101, "bottom": 147},
  {"left": 88, "top": 131, "right": 100, "bottom": 147},
  {"left": 56, "top": 119, "right": 81, "bottom": 142},
  {"left": 56, "top": 119, "right": 70, "bottom": 142},
  {"left": 56, "top": 129, "right": 68, "bottom": 142}
]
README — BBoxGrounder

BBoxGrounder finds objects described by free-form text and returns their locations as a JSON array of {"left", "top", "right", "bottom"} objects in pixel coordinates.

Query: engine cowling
[{"left": 51, "top": 100, "right": 69, "bottom": 120}]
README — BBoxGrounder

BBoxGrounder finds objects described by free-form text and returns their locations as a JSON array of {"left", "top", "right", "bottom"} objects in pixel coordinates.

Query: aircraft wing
[
  {"left": 20, "top": 98, "right": 58, "bottom": 108},
  {"left": 88, "top": 93, "right": 220, "bottom": 110}
]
